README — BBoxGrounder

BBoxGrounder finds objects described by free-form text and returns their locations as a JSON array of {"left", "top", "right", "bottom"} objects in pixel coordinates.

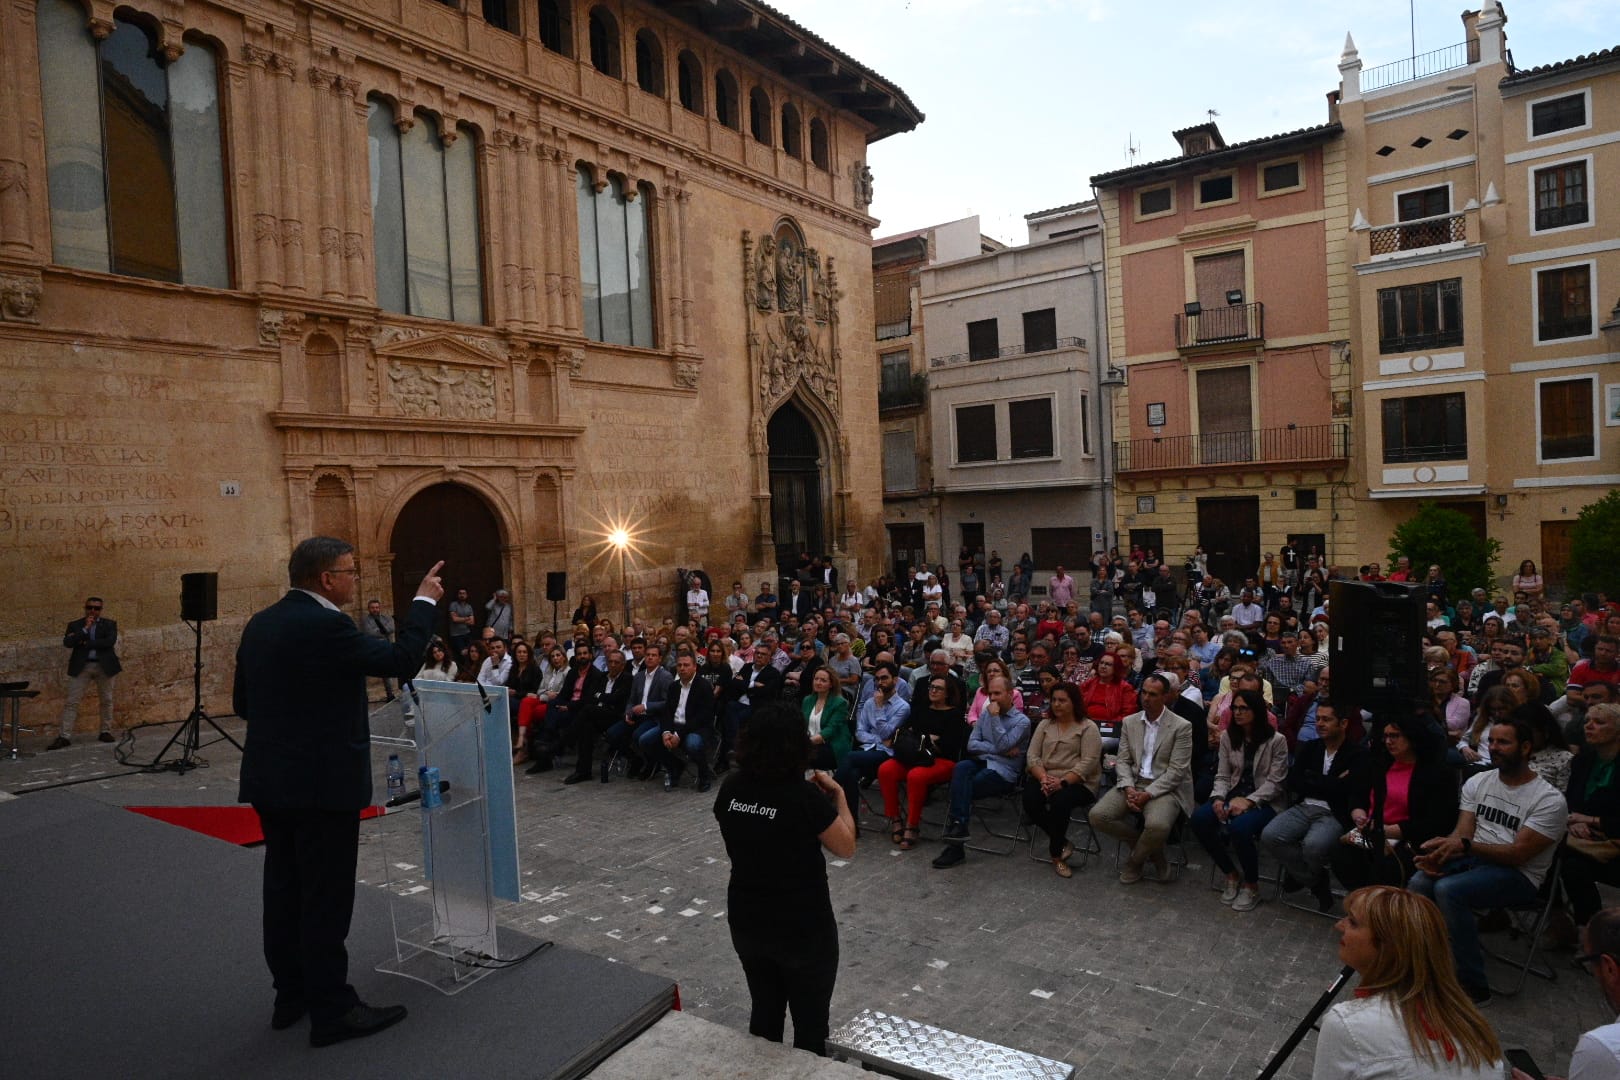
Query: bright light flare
[
  {"left": 608, "top": 528, "right": 630, "bottom": 549},
  {"left": 582, "top": 511, "right": 654, "bottom": 573}
]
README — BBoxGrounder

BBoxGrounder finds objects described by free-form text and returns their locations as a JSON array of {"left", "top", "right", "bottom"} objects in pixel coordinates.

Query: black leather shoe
[
  {"left": 525, "top": 759, "right": 552, "bottom": 775},
  {"left": 562, "top": 772, "right": 589, "bottom": 785},
  {"left": 307, "top": 1003, "right": 408, "bottom": 1049},
  {"left": 310, "top": 1003, "right": 408, "bottom": 1048},
  {"left": 98, "top": 732, "right": 115, "bottom": 743},
  {"left": 600, "top": 761, "right": 611, "bottom": 783},
  {"left": 932, "top": 845, "right": 966, "bottom": 870},
  {"left": 271, "top": 1000, "right": 307, "bottom": 1030},
  {"left": 46, "top": 736, "right": 70, "bottom": 751},
  {"left": 697, "top": 778, "right": 712, "bottom": 793}
]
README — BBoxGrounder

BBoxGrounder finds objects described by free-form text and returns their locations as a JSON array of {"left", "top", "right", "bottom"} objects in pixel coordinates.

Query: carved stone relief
[
  {"left": 258, "top": 307, "right": 304, "bottom": 345},
  {"left": 850, "top": 161, "right": 874, "bottom": 211},
  {"left": 0, "top": 272, "right": 43, "bottom": 322},
  {"left": 742, "top": 225, "right": 842, "bottom": 421},
  {"left": 673, "top": 360, "right": 701, "bottom": 390},
  {"left": 386, "top": 361, "right": 497, "bottom": 420}
]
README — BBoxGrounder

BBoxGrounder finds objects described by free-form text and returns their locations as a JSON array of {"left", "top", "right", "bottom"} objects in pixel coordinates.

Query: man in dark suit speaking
[{"left": 235, "top": 537, "right": 443, "bottom": 1047}]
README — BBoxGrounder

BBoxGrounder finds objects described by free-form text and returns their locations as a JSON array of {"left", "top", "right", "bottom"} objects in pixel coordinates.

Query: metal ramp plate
[{"left": 827, "top": 1008, "right": 1075, "bottom": 1080}]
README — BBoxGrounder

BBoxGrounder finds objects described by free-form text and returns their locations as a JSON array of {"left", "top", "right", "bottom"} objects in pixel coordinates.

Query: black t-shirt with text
[{"left": 714, "top": 773, "right": 838, "bottom": 941}]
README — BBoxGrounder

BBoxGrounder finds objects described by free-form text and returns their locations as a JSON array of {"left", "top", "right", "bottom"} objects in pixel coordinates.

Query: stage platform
[{"left": 0, "top": 790, "right": 674, "bottom": 1079}]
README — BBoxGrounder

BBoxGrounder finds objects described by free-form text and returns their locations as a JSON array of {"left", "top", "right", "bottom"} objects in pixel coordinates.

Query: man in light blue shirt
[
  {"left": 834, "top": 661, "right": 910, "bottom": 814},
  {"left": 932, "top": 676, "right": 1030, "bottom": 870}
]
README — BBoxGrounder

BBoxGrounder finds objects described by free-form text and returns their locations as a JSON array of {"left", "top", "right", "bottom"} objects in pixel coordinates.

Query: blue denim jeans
[
  {"left": 946, "top": 758, "right": 1016, "bottom": 827},
  {"left": 1408, "top": 857, "right": 1539, "bottom": 993},
  {"left": 638, "top": 726, "right": 711, "bottom": 778},
  {"left": 1190, "top": 800, "right": 1277, "bottom": 884},
  {"left": 836, "top": 748, "right": 892, "bottom": 813}
]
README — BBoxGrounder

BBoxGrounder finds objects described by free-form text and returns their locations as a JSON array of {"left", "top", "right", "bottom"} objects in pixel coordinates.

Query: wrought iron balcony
[
  {"left": 1370, "top": 213, "right": 1467, "bottom": 255},
  {"left": 929, "top": 336, "right": 1086, "bottom": 368},
  {"left": 879, "top": 371, "right": 927, "bottom": 411},
  {"left": 1175, "top": 302, "right": 1263, "bottom": 350},
  {"left": 1115, "top": 422, "right": 1349, "bottom": 474},
  {"left": 1360, "top": 38, "right": 1480, "bottom": 93}
]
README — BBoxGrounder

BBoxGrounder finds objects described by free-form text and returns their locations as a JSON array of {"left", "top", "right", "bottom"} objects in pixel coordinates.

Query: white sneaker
[
  {"left": 1220, "top": 878, "right": 1240, "bottom": 904},
  {"left": 1232, "top": 888, "right": 1261, "bottom": 912}
]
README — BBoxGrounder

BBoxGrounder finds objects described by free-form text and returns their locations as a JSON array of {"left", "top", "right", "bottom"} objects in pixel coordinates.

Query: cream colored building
[
  {"left": 0, "top": 0, "right": 918, "bottom": 729},
  {"left": 1336, "top": 2, "right": 1619, "bottom": 592},
  {"left": 918, "top": 204, "right": 1111, "bottom": 580}
]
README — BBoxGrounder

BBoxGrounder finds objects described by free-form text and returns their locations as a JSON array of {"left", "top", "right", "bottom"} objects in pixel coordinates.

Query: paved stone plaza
[{"left": 9, "top": 724, "right": 1608, "bottom": 1079}]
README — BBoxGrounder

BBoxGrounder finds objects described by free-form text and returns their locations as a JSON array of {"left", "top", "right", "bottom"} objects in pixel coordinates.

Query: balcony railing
[
  {"left": 1175, "top": 302, "right": 1264, "bottom": 350},
  {"left": 1115, "top": 422, "right": 1349, "bottom": 473},
  {"left": 1370, "top": 212, "right": 1467, "bottom": 255},
  {"left": 878, "top": 371, "right": 927, "bottom": 410},
  {"left": 930, "top": 336, "right": 1085, "bottom": 368},
  {"left": 1380, "top": 327, "right": 1464, "bottom": 354},
  {"left": 1361, "top": 38, "right": 1480, "bottom": 93}
]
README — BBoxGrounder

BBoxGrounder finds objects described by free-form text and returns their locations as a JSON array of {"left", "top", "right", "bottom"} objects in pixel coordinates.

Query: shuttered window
[
  {"left": 883, "top": 430, "right": 918, "bottom": 492},
  {"left": 1539, "top": 377, "right": 1595, "bottom": 461}
]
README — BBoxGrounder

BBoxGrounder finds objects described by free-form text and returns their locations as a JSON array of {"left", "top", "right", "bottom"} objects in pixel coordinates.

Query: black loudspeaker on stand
[
  {"left": 1327, "top": 580, "right": 1426, "bottom": 712},
  {"left": 547, "top": 571, "right": 567, "bottom": 633},
  {"left": 153, "top": 572, "right": 242, "bottom": 774}
]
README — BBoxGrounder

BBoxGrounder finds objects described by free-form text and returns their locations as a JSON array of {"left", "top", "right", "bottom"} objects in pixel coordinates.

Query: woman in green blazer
[{"left": 802, "top": 666, "right": 852, "bottom": 770}]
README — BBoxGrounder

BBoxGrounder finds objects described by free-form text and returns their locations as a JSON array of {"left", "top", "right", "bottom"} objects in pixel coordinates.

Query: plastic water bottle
[{"left": 386, "top": 754, "right": 405, "bottom": 801}]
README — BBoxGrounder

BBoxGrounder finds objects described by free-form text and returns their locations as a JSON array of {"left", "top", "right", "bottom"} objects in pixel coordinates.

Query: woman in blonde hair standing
[{"left": 1313, "top": 885, "right": 1503, "bottom": 1079}]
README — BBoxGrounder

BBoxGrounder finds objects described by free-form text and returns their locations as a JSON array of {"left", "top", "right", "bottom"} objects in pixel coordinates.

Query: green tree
[
  {"left": 1570, "top": 490, "right": 1620, "bottom": 598},
  {"left": 1387, "top": 502, "right": 1501, "bottom": 595}
]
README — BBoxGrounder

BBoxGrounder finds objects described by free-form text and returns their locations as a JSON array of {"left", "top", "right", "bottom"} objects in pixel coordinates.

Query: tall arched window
[
  {"left": 575, "top": 166, "right": 654, "bottom": 348},
  {"left": 36, "top": 0, "right": 229, "bottom": 287},
  {"left": 748, "top": 87, "right": 772, "bottom": 146},
  {"left": 634, "top": 29, "right": 663, "bottom": 96},
  {"left": 368, "top": 99, "right": 484, "bottom": 324},
  {"left": 780, "top": 103, "right": 802, "bottom": 159},
  {"left": 676, "top": 50, "right": 702, "bottom": 113},
  {"left": 809, "top": 117, "right": 830, "bottom": 170},
  {"left": 714, "top": 69, "right": 739, "bottom": 129},
  {"left": 587, "top": 6, "right": 620, "bottom": 77},
  {"left": 539, "top": 0, "right": 572, "bottom": 55}
]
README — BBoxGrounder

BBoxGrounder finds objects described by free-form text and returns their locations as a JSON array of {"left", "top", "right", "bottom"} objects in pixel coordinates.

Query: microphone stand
[{"left": 1255, "top": 965, "right": 1354, "bottom": 1080}]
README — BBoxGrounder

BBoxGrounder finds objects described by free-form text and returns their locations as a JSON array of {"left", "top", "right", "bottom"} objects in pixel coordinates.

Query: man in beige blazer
[{"left": 1088, "top": 673, "right": 1193, "bottom": 883}]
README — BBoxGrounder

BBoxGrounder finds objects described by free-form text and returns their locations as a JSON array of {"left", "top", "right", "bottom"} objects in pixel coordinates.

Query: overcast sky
[{"left": 768, "top": 0, "right": 1620, "bottom": 245}]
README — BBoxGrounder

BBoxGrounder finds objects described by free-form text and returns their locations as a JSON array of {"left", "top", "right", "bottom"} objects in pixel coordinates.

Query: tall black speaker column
[{"left": 1327, "top": 580, "right": 1425, "bottom": 713}]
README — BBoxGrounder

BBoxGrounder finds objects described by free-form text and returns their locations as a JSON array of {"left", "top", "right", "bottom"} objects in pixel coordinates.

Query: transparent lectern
[{"left": 370, "top": 681, "right": 528, "bottom": 994}]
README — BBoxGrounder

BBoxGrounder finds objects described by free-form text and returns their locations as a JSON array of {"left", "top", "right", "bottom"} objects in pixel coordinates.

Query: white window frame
[
  {"left": 1194, "top": 169, "right": 1238, "bottom": 211},
  {"left": 1526, "top": 86, "right": 1592, "bottom": 143},
  {"left": 1134, "top": 182, "right": 1176, "bottom": 222},
  {"left": 1391, "top": 180, "right": 1452, "bottom": 223},
  {"left": 1534, "top": 373, "right": 1600, "bottom": 465},
  {"left": 1257, "top": 154, "right": 1306, "bottom": 199},
  {"left": 1527, "top": 153, "right": 1594, "bottom": 237},
  {"left": 1007, "top": 393, "right": 1059, "bottom": 462},
  {"left": 1531, "top": 258, "right": 1600, "bottom": 346}
]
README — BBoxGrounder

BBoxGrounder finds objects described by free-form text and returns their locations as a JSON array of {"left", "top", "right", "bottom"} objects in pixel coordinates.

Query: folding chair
[
  {"left": 1025, "top": 802, "right": 1102, "bottom": 869},
  {"left": 1483, "top": 852, "right": 1566, "bottom": 997}
]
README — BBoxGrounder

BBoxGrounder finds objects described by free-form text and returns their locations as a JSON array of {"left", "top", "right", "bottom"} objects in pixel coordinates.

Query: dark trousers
[
  {"left": 572, "top": 706, "right": 624, "bottom": 774},
  {"left": 731, "top": 929, "right": 839, "bottom": 1055},
  {"left": 1022, "top": 782, "right": 1096, "bottom": 858},
  {"left": 835, "top": 748, "right": 891, "bottom": 813},
  {"left": 255, "top": 806, "right": 362, "bottom": 1025},
  {"left": 1563, "top": 848, "right": 1620, "bottom": 925}
]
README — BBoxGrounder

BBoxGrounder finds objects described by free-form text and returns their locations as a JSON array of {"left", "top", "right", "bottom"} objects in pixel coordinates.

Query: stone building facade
[{"left": 0, "top": 0, "right": 918, "bottom": 729}]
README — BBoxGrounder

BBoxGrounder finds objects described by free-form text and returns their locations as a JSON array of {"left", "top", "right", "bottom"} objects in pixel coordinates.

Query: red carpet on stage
[{"left": 125, "top": 804, "right": 384, "bottom": 846}]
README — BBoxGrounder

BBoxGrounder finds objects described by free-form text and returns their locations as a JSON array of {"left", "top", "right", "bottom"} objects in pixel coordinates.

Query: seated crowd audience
[{"left": 417, "top": 550, "right": 1620, "bottom": 1017}]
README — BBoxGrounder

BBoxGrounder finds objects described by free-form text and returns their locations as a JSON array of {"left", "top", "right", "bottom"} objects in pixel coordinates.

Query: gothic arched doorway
[
  {"left": 389, "top": 483, "right": 504, "bottom": 637},
  {"left": 768, "top": 400, "right": 823, "bottom": 576}
]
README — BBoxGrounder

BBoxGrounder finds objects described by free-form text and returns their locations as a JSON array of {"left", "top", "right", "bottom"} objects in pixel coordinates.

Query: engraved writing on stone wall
[{"left": 0, "top": 418, "right": 206, "bottom": 553}]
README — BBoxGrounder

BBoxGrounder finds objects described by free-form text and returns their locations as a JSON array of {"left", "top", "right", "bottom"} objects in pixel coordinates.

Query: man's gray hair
[{"left": 288, "top": 536, "right": 353, "bottom": 588}]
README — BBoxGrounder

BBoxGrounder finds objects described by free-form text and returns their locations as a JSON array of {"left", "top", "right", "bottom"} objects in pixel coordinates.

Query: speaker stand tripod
[{"left": 152, "top": 619, "right": 242, "bottom": 774}]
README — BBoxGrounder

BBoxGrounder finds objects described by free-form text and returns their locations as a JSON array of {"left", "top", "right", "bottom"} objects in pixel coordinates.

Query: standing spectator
[
  {"left": 485, "top": 588, "right": 514, "bottom": 640},
  {"left": 51, "top": 595, "right": 122, "bottom": 748},
  {"left": 571, "top": 594, "right": 599, "bottom": 627},
  {"left": 686, "top": 575, "right": 711, "bottom": 629},
  {"left": 1007, "top": 563, "right": 1031, "bottom": 604},
  {"left": 754, "top": 581, "right": 779, "bottom": 623},
  {"left": 1511, "top": 559, "right": 1545, "bottom": 601},
  {"left": 447, "top": 588, "right": 476, "bottom": 659},
  {"left": 361, "top": 599, "right": 398, "bottom": 703},
  {"left": 713, "top": 702, "right": 854, "bottom": 1056},
  {"left": 1048, "top": 566, "right": 1075, "bottom": 609},
  {"left": 725, "top": 582, "right": 752, "bottom": 625}
]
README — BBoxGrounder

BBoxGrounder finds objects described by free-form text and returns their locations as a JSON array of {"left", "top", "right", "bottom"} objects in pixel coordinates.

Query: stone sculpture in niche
[
  {"left": 850, "top": 161, "right": 874, "bottom": 211},
  {"left": 743, "top": 224, "right": 842, "bottom": 422}
]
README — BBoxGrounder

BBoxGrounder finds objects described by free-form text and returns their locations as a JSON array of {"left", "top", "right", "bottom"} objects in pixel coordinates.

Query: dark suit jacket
[
  {"left": 627, "top": 665, "right": 675, "bottom": 720},
  {"left": 64, "top": 617, "right": 122, "bottom": 677},
  {"left": 729, "top": 661, "right": 784, "bottom": 705},
  {"left": 1285, "top": 739, "right": 1371, "bottom": 828},
  {"left": 587, "top": 668, "right": 633, "bottom": 718},
  {"left": 782, "top": 590, "right": 813, "bottom": 619},
  {"left": 235, "top": 591, "right": 436, "bottom": 811},
  {"left": 657, "top": 676, "right": 717, "bottom": 737}
]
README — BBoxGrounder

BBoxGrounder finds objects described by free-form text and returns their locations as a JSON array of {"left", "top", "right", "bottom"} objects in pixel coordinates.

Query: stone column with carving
[
  {"left": 244, "top": 42, "right": 283, "bottom": 291},
  {"left": 339, "top": 72, "right": 369, "bottom": 302},
  {"left": 514, "top": 127, "right": 542, "bottom": 331},
  {"left": 0, "top": 0, "right": 41, "bottom": 257},
  {"left": 309, "top": 66, "right": 344, "bottom": 301},
  {"left": 674, "top": 185, "right": 695, "bottom": 349},
  {"left": 493, "top": 126, "right": 522, "bottom": 328},
  {"left": 509, "top": 346, "right": 533, "bottom": 424},
  {"left": 553, "top": 144, "right": 581, "bottom": 333},
  {"left": 538, "top": 142, "right": 565, "bottom": 332},
  {"left": 271, "top": 35, "right": 305, "bottom": 293}
]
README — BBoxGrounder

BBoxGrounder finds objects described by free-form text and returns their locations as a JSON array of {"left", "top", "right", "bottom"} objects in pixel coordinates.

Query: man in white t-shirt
[{"left": 1410, "top": 717, "right": 1568, "bottom": 1005}]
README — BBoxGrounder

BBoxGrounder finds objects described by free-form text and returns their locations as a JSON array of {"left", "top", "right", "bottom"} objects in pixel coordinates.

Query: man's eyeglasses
[{"left": 84, "top": 604, "right": 103, "bottom": 611}]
